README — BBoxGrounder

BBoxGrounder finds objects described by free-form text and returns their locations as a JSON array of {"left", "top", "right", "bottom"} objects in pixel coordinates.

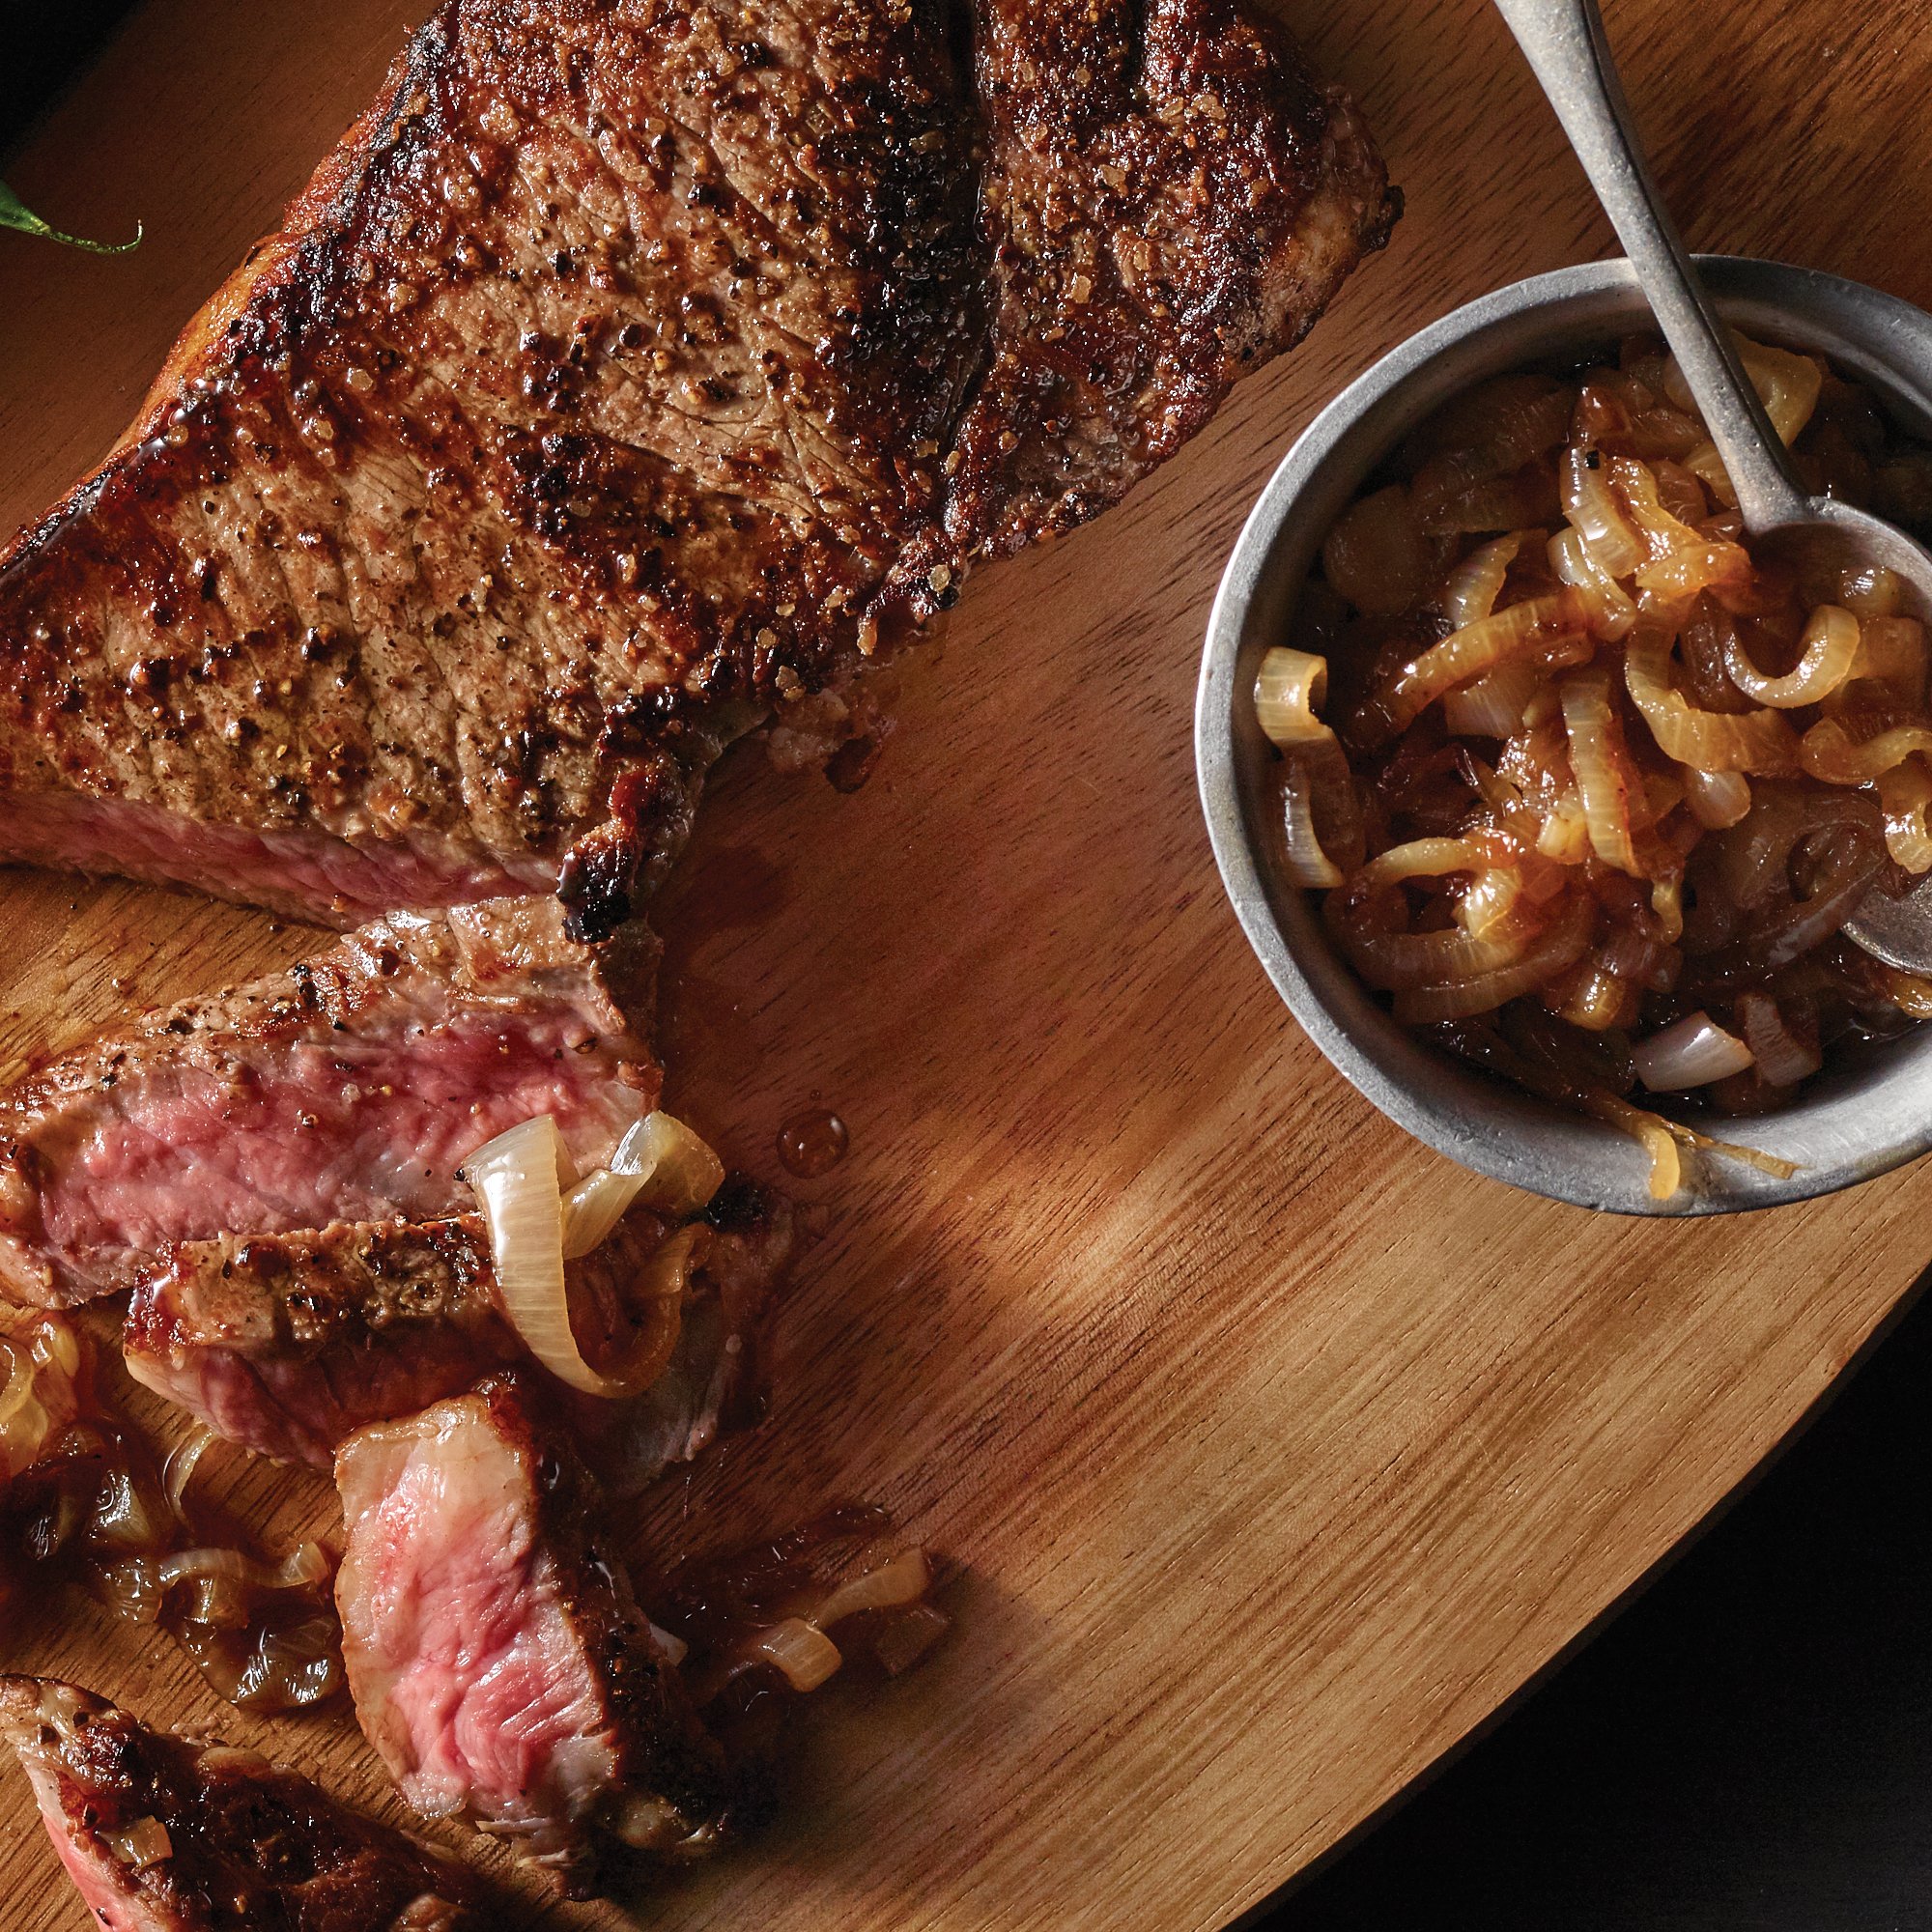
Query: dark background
[
  {"left": 8, "top": 11, "right": 1932, "bottom": 1929},
  {"left": 1255, "top": 1276, "right": 1932, "bottom": 1932},
  {"left": 0, "top": 4, "right": 132, "bottom": 168}
]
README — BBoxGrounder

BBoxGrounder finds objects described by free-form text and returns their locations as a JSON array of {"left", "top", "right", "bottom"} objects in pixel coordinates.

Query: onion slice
[
  {"left": 1879, "top": 756, "right": 1932, "bottom": 873},
  {"left": 157, "top": 1542, "right": 332, "bottom": 1594},
  {"left": 1253, "top": 647, "right": 1334, "bottom": 750},
  {"left": 1441, "top": 532, "right": 1526, "bottom": 629},
  {"left": 1632, "top": 1011, "right": 1754, "bottom": 1091},
  {"left": 1625, "top": 630, "right": 1798, "bottom": 774},
  {"left": 468, "top": 1114, "right": 696, "bottom": 1399},
  {"left": 1561, "top": 443, "right": 1643, "bottom": 577},
  {"left": 1560, "top": 669, "right": 1641, "bottom": 875},
  {"left": 1681, "top": 766, "right": 1751, "bottom": 830},
  {"left": 1725, "top": 604, "right": 1859, "bottom": 707},
  {"left": 1369, "top": 590, "right": 1588, "bottom": 740},
  {"left": 105, "top": 1818, "right": 173, "bottom": 1870},
  {"left": 1847, "top": 615, "right": 1927, "bottom": 703},
  {"left": 1276, "top": 756, "right": 1343, "bottom": 889},
  {"left": 1800, "top": 717, "right": 1932, "bottom": 784},
  {"left": 1443, "top": 660, "right": 1543, "bottom": 738},
  {"left": 810, "top": 1548, "right": 932, "bottom": 1628},
  {"left": 1548, "top": 526, "right": 1636, "bottom": 639},
  {"left": 749, "top": 1618, "right": 844, "bottom": 1693},
  {"left": 559, "top": 1109, "right": 724, "bottom": 1257},
  {"left": 1735, "top": 993, "right": 1823, "bottom": 1087}
]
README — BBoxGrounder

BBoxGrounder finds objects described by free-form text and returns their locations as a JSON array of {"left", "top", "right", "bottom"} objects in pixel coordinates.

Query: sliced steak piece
[
  {"left": 125, "top": 1214, "right": 533, "bottom": 1468},
  {"left": 0, "top": 1674, "right": 476, "bottom": 1931},
  {"left": 0, "top": 0, "right": 1396, "bottom": 931},
  {"left": 335, "top": 1374, "right": 727, "bottom": 1893},
  {"left": 125, "top": 1178, "right": 788, "bottom": 1479},
  {"left": 0, "top": 895, "right": 652, "bottom": 1308}
]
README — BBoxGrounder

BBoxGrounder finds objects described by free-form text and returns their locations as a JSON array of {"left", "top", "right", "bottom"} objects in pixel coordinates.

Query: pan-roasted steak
[
  {"left": 0, "top": 1674, "right": 477, "bottom": 1930},
  {"left": 0, "top": 895, "right": 651, "bottom": 1307},
  {"left": 0, "top": 0, "right": 1395, "bottom": 931},
  {"left": 335, "top": 1373, "right": 727, "bottom": 1894},
  {"left": 125, "top": 1179, "right": 787, "bottom": 1476}
]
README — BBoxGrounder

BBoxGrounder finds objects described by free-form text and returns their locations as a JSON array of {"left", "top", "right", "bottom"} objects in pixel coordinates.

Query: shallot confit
[
  {"left": 334, "top": 1375, "right": 940, "bottom": 1896},
  {"left": 0, "top": 1327, "right": 342, "bottom": 1713},
  {"left": 0, "top": 1675, "right": 479, "bottom": 1931},
  {"left": 1264, "top": 331, "right": 1932, "bottom": 1196}
]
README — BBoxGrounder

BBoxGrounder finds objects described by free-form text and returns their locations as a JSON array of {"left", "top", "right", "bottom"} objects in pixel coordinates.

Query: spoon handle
[{"left": 1492, "top": 0, "right": 1810, "bottom": 532}]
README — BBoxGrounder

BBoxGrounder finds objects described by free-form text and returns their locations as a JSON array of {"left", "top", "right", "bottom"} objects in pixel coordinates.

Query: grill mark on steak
[
  {"left": 0, "top": 895, "right": 653, "bottom": 1307},
  {"left": 124, "top": 1180, "right": 789, "bottom": 1479},
  {"left": 334, "top": 1372, "right": 730, "bottom": 1895},
  {"left": 0, "top": 0, "right": 1395, "bottom": 930},
  {"left": 0, "top": 1675, "right": 478, "bottom": 1931}
]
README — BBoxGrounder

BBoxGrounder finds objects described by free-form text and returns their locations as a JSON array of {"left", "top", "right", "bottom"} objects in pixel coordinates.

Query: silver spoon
[{"left": 1493, "top": 0, "right": 1932, "bottom": 971}]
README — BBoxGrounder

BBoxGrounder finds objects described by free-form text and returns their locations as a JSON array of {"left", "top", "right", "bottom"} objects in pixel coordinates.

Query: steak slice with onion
[
  {"left": 0, "top": 895, "right": 652, "bottom": 1308},
  {"left": 0, "top": 1674, "right": 477, "bottom": 1930},
  {"left": 334, "top": 1373, "right": 727, "bottom": 1893},
  {"left": 0, "top": 0, "right": 1396, "bottom": 932},
  {"left": 125, "top": 1179, "right": 787, "bottom": 1479}
]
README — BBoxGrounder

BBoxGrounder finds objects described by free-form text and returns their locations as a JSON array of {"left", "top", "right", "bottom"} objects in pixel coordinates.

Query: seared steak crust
[
  {"left": 0, "top": 0, "right": 1395, "bottom": 930},
  {"left": 0, "top": 895, "right": 654, "bottom": 1307},
  {"left": 335, "top": 1373, "right": 728, "bottom": 1894},
  {"left": 0, "top": 1675, "right": 476, "bottom": 1931},
  {"left": 127, "top": 1214, "right": 532, "bottom": 1466},
  {"left": 125, "top": 1183, "right": 787, "bottom": 1480}
]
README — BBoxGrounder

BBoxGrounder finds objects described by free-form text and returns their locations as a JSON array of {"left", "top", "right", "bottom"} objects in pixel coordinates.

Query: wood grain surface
[{"left": 4, "top": 2, "right": 1932, "bottom": 1927}]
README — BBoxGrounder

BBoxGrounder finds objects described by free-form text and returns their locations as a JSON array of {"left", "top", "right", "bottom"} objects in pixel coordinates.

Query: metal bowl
[{"left": 1196, "top": 256, "right": 1932, "bottom": 1214}]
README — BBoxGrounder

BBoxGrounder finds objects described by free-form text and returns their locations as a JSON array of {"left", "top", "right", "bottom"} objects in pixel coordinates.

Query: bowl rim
[{"left": 1196, "top": 253, "right": 1932, "bottom": 1215}]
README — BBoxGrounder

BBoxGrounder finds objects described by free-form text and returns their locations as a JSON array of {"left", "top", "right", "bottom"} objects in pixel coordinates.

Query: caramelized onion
[
  {"left": 469, "top": 1114, "right": 698, "bottom": 1399},
  {"left": 1444, "top": 660, "right": 1543, "bottom": 738},
  {"left": 1561, "top": 443, "right": 1643, "bottom": 576},
  {"left": 1669, "top": 337, "right": 1822, "bottom": 503},
  {"left": 1278, "top": 761, "right": 1343, "bottom": 888},
  {"left": 1879, "top": 757, "right": 1932, "bottom": 873},
  {"left": 1559, "top": 670, "right": 1641, "bottom": 874},
  {"left": 1800, "top": 717, "right": 1932, "bottom": 784},
  {"left": 105, "top": 1818, "right": 172, "bottom": 1870},
  {"left": 560, "top": 1106, "right": 723, "bottom": 1260},
  {"left": 162, "top": 1427, "right": 216, "bottom": 1528},
  {"left": 1625, "top": 630, "right": 1799, "bottom": 773},
  {"left": 1321, "top": 485, "right": 1433, "bottom": 615},
  {"left": 1839, "top": 564, "right": 1904, "bottom": 620},
  {"left": 1441, "top": 533, "right": 1526, "bottom": 629},
  {"left": 1373, "top": 590, "right": 1587, "bottom": 738},
  {"left": 1735, "top": 992, "right": 1823, "bottom": 1087},
  {"left": 1253, "top": 646, "right": 1334, "bottom": 751},
  {"left": 1849, "top": 614, "right": 1928, "bottom": 703},
  {"left": 158, "top": 1542, "right": 331, "bottom": 1595},
  {"left": 1682, "top": 766, "right": 1751, "bottom": 830},
  {"left": 1548, "top": 526, "right": 1636, "bottom": 639},
  {"left": 810, "top": 1548, "right": 933, "bottom": 1628},
  {"left": 1633, "top": 1012, "right": 1754, "bottom": 1091},
  {"left": 1391, "top": 894, "right": 1594, "bottom": 1023},
  {"left": 748, "top": 1618, "right": 844, "bottom": 1693},
  {"left": 1751, "top": 830, "right": 1883, "bottom": 971},
  {"left": 1725, "top": 604, "right": 1859, "bottom": 707},
  {"left": 619, "top": 1110, "right": 726, "bottom": 1220}
]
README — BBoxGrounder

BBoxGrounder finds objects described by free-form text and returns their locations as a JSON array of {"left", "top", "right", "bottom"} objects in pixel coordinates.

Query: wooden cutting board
[{"left": 5, "top": 1, "right": 1932, "bottom": 1925}]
